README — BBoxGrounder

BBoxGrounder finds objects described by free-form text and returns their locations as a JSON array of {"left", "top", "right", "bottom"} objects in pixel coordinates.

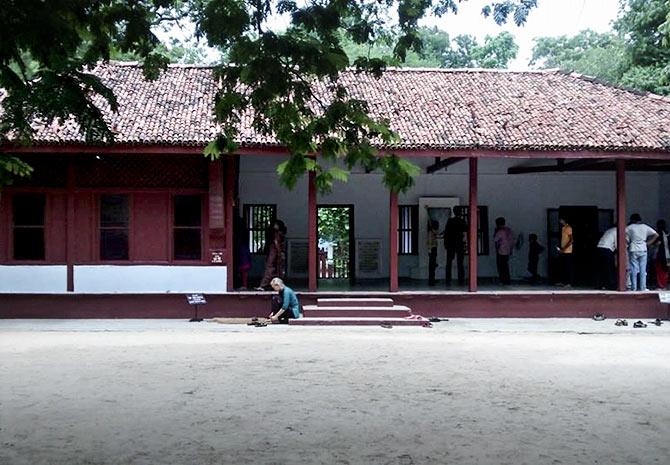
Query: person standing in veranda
[
  {"left": 427, "top": 220, "right": 440, "bottom": 286},
  {"left": 443, "top": 212, "right": 467, "bottom": 286},
  {"left": 256, "top": 219, "right": 287, "bottom": 291},
  {"left": 557, "top": 217, "right": 574, "bottom": 287},
  {"left": 527, "top": 233, "right": 544, "bottom": 284},
  {"left": 625, "top": 213, "right": 658, "bottom": 291},
  {"left": 493, "top": 217, "right": 513, "bottom": 285},
  {"left": 595, "top": 225, "right": 617, "bottom": 290},
  {"left": 651, "top": 220, "right": 669, "bottom": 290}
]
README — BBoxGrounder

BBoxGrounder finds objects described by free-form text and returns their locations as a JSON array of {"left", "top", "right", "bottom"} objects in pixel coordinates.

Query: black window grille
[
  {"left": 454, "top": 205, "right": 489, "bottom": 255},
  {"left": 398, "top": 205, "right": 419, "bottom": 255},
  {"left": 244, "top": 204, "right": 276, "bottom": 254},
  {"left": 12, "top": 193, "right": 46, "bottom": 260}
]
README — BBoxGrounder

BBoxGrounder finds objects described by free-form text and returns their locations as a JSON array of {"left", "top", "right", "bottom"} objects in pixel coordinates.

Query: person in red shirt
[{"left": 493, "top": 217, "right": 513, "bottom": 285}]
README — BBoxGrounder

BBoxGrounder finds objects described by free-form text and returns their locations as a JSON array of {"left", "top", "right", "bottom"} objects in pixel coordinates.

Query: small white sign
[{"left": 659, "top": 292, "right": 670, "bottom": 304}]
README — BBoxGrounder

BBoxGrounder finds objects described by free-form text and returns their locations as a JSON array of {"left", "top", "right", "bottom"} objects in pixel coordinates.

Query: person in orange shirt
[{"left": 557, "top": 217, "right": 574, "bottom": 287}]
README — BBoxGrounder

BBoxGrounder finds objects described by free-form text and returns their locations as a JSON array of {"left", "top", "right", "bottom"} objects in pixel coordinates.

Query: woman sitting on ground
[{"left": 268, "top": 278, "right": 301, "bottom": 323}]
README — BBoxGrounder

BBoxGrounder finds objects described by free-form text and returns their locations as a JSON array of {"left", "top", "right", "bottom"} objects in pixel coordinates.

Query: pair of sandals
[
  {"left": 631, "top": 319, "right": 663, "bottom": 328},
  {"left": 247, "top": 317, "right": 268, "bottom": 327}
]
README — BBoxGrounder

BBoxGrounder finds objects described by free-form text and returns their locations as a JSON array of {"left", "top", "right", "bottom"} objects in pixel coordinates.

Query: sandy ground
[{"left": 1, "top": 319, "right": 669, "bottom": 465}]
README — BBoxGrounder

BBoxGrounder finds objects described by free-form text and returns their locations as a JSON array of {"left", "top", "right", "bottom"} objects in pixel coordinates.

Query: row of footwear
[
  {"left": 614, "top": 318, "right": 663, "bottom": 328},
  {"left": 593, "top": 313, "right": 664, "bottom": 327}
]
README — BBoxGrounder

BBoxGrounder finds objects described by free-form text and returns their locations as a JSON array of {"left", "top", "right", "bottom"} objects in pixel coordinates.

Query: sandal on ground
[
  {"left": 428, "top": 317, "right": 442, "bottom": 323},
  {"left": 615, "top": 319, "right": 628, "bottom": 326},
  {"left": 592, "top": 313, "right": 606, "bottom": 321},
  {"left": 380, "top": 323, "right": 393, "bottom": 329},
  {"left": 633, "top": 320, "right": 647, "bottom": 328},
  {"left": 648, "top": 319, "right": 663, "bottom": 326}
]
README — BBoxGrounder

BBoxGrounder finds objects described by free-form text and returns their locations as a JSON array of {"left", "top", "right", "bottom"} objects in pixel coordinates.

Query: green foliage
[
  {"left": 0, "top": 0, "right": 190, "bottom": 185},
  {"left": 0, "top": 155, "right": 32, "bottom": 186},
  {"left": 318, "top": 207, "right": 350, "bottom": 243},
  {"left": 530, "top": 30, "right": 630, "bottom": 84},
  {"left": 339, "top": 28, "right": 518, "bottom": 69},
  {"left": 531, "top": 1, "right": 670, "bottom": 95}
]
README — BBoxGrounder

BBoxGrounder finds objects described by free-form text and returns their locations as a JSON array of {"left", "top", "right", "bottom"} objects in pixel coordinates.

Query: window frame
[
  {"left": 453, "top": 205, "right": 489, "bottom": 256},
  {"left": 172, "top": 194, "right": 204, "bottom": 261},
  {"left": 243, "top": 204, "right": 277, "bottom": 255},
  {"left": 98, "top": 193, "right": 131, "bottom": 262},
  {"left": 11, "top": 192, "right": 47, "bottom": 262}
]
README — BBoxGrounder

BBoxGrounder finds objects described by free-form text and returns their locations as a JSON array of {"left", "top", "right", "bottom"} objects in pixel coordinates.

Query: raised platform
[
  {"left": 0, "top": 290, "right": 667, "bottom": 319},
  {"left": 290, "top": 317, "right": 429, "bottom": 326},
  {"left": 296, "top": 297, "right": 422, "bottom": 325}
]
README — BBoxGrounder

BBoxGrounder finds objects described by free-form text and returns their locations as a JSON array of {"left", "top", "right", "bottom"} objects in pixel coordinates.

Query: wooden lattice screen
[
  {"left": 12, "top": 156, "right": 68, "bottom": 188},
  {"left": 75, "top": 155, "right": 208, "bottom": 188}
]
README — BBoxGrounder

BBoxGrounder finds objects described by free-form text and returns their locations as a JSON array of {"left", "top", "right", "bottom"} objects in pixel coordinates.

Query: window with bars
[
  {"left": 453, "top": 205, "right": 490, "bottom": 255},
  {"left": 173, "top": 195, "right": 202, "bottom": 260},
  {"left": 398, "top": 205, "right": 419, "bottom": 255},
  {"left": 100, "top": 194, "right": 129, "bottom": 260},
  {"left": 244, "top": 204, "right": 276, "bottom": 254},
  {"left": 12, "top": 193, "right": 46, "bottom": 260}
]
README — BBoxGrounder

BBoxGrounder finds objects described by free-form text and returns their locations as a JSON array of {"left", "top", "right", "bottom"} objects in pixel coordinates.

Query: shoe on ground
[{"left": 633, "top": 320, "right": 647, "bottom": 328}]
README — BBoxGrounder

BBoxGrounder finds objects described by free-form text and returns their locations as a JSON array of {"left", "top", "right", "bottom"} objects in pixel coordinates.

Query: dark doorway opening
[
  {"left": 317, "top": 205, "right": 355, "bottom": 286},
  {"left": 547, "top": 206, "right": 614, "bottom": 287}
]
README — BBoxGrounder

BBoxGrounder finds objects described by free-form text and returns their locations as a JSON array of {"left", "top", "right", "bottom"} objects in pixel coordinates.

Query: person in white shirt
[
  {"left": 596, "top": 225, "right": 617, "bottom": 290},
  {"left": 625, "top": 214, "right": 659, "bottom": 291}
]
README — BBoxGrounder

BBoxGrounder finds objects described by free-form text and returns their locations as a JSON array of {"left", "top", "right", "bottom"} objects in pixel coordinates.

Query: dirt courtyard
[{"left": 1, "top": 319, "right": 669, "bottom": 465}]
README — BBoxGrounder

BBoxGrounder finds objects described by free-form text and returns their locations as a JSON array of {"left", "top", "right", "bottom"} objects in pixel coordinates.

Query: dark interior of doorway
[
  {"left": 317, "top": 205, "right": 355, "bottom": 287},
  {"left": 547, "top": 206, "right": 614, "bottom": 286}
]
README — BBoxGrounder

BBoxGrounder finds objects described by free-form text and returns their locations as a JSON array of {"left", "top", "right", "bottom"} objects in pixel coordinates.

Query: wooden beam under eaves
[
  {"left": 507, "top": 158, "right": 607, "bottom": 174},
  {"left": 426, "top": 157, "right": 466, "bottom": 174}
]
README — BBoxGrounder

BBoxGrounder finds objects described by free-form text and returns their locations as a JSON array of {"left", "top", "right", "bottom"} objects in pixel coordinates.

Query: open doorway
[
  {"left": 547, "top": 206, "right": 613, "bottom": 287},
  {"left": 317, "top": 205, "right": 355, "bottom": 286}
]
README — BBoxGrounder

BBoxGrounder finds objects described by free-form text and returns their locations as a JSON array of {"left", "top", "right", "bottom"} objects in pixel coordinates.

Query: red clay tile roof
[{"left": 12, "top": 62, "right": 670, "bottom": 153}]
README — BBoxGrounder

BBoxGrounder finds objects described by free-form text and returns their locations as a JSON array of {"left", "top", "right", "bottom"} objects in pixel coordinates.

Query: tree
[
  {"left": 530, "top": 1, "right": 670, "bottom": 95},
  {"left": 1, "top": 0, "right": 190, "bottom": 186},
  {"left": 615, "top": 0, "right": 670, "bottom": 94},
  {"left": 339, "top": 28, "right": 518, "bottom": 69},
  {"left": 1, "top": 0, "right": 538, "bottom": 191},
  {"left": 530, "top": 30, "right": 629, "bottom": 85}
]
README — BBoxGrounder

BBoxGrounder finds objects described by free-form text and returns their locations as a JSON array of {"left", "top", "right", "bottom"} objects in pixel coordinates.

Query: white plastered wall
[
  {"left": 0, "top": 266, "right": 68, "bottom": 293},
  {"left": 239, "top": 156, "right": 663, "bottom": 280},
  {"left": 74, "top": 265, "right": 227, "bottom": 293}
]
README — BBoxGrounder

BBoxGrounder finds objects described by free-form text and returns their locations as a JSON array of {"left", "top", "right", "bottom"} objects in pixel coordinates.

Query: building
[{"left": 1, "top": 63, "right": 669, "bottom": 318}]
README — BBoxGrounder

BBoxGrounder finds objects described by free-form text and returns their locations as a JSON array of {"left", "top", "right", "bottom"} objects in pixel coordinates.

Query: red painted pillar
[
  {"left": 223, "top": 158, "right": 236, "bottom": 291},
  {"left": 308, "top": 170, "right": 318, "bottom": 292},
  {"left": 66, "top": 156, "right": 75, "bottom": 292},
  {"left": 389, "top": 190, "right": 399, "bottom": 292},
  {"left": 616, "top": 159, "right": 627, "bottom": 292},
  {"left": 468, "top": 158, "right": 478, "bottom": 292}
]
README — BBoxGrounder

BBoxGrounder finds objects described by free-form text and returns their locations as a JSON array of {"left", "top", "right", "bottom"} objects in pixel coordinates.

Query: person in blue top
[{"left": 268, "top": 278, "right": 301, "bottom": 323}]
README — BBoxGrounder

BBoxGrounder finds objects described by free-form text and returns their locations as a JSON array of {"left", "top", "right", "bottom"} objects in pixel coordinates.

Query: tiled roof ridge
[
  {"left": 102, "top": 60, "right": 556, "bottom": 74},
  {"left": 99, "top": 61, "right": 670, "bottom": 102},
  {"left": 558, "top": 69, "right": 670, "bottom": 103}
]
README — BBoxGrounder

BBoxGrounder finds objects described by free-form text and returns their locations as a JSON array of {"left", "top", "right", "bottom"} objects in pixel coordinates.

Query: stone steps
[
  {"left": 289, "top": 317, "right": 430, "bottom": 326},
  {"left": 302, "top": 305, "right": 411, "bottom": 318},
  {"left": 316, "top": 298, "right": 395, "bottom": 308},
  {"left": 293, "top": 297, "right": 426, "bottom": 326}
]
